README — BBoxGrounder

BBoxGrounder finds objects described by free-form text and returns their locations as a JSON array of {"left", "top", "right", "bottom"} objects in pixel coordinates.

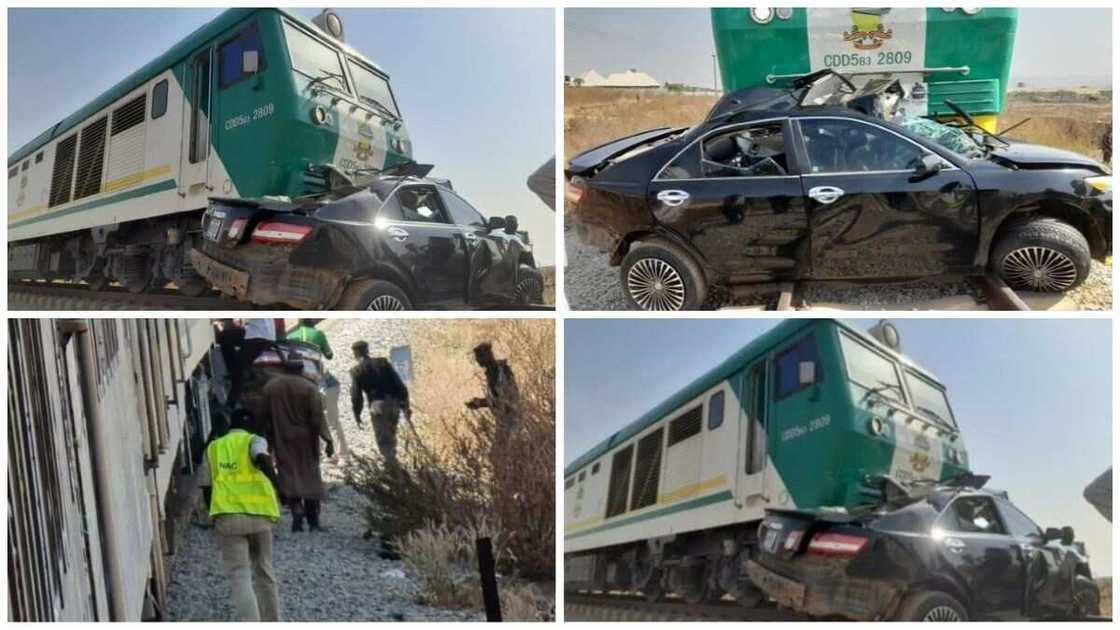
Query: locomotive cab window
[
  {"left": 701, "top": 123, "right": 788, "bottom": 178},
  {"left": 774, "top": 333, "right": 820, "bottom": 399},
  {"left": 349, "top": 58, "right": 400, "bottom": 118},
  {"left": 904, "top": 369, "right": 956, "bottom": 429},
  {"left": 707, "top": 390, "right": 725, "bottom": 430},
  {"left": 838, "top": 332, "right": 906, "bottom": 405},
  {"left": 151, "top": 80, "right": 168, "bottom": 119},
  {"left": 283, "top": 21, "right": 349, "bottom": 93},
  {"left": 219, "top": 23, "right": 265, "bottom": 89}
]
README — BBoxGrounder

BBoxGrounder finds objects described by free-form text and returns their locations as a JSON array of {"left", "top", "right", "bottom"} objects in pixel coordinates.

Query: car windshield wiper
[
  {"left": 915, "top": 405, "right": 955, "bottom": 430},
  {"left": 862, "top": 379, "right": 903, "bottom": 404}
]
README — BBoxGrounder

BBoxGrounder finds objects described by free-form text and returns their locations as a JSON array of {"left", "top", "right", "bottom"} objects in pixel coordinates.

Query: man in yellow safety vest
[{"left": 200, "top": 410, "right": 282, "bottom": 621}]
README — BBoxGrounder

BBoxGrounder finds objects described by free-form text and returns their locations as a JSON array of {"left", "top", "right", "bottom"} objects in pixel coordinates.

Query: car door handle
[
  {"left": 808, "top": 186, "right": 845, "bottom": 205},
  {"left": 656, "top": 189, "right": 690, "bottom": 207},
  {"left": 943, "top": 537, "right": 966, "bottom": 552},
  {"left": 386, "top": 226, "right": 409, "bottom": 242}
]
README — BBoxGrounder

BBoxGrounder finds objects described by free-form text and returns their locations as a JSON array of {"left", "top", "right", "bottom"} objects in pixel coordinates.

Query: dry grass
[
  {"left": 564, "top": 87, "right": 718, "bottom": 161},
  {"left": 345, "top": 319, "right": 555, "bottom": 585},
  {"left": 564, "top": 87, "right": 1111, "bottom": 163}
]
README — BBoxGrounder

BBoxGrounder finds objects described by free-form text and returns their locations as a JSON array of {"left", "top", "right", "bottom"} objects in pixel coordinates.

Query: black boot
[{"left": 308, "top": 500, "right": 328, "bottom": 532}]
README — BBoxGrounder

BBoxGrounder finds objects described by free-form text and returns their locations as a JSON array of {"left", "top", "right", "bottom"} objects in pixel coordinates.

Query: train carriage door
[
  {"left": 735, "top": 361, "right": 768, "bottom": 506},
  {"left": 179, "top": 48, "right": 212, "bottom": 204}
]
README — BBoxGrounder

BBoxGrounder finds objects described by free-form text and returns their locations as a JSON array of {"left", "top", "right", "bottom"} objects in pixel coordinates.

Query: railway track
[
  {"left": 564, "top": 592, "right": 807, "bottom": 622},
  {"left": 9, "top": 282, "right": 254, "bottom": 311},
  {"left": 739, "top": 273, "right": 1031, "bottom": 311}
]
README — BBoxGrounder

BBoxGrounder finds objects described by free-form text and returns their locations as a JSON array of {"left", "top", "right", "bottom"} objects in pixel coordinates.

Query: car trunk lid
[{"left": 566, "top": 127, "right": 687, "bottom": 177}]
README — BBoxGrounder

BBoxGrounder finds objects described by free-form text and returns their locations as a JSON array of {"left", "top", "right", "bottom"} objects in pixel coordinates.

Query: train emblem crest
[{"left": 843, "top": 8, "right": 893, "bottom": 50}]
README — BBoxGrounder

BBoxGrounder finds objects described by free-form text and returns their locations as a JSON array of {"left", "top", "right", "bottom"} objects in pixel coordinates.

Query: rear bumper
[
  {"left": 747, "top": 558, "right": 902, "bottom": 621},
  {"left": 189, "top": 245, "right": 348, "bottom": 309}
]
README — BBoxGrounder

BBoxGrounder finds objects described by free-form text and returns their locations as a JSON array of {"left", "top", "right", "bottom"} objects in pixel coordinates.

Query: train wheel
[
  {"left": 85, "top": 272, "right": 109, "bottom": 292},
  {"left": 121, "top": 252, "right": 152, "bottom": 294},
  {"left": 631, "top": 549, "right": 662, "bottom": 603},
  {"left": 676, "top": 565, "right": 708, "bottom": 605}
]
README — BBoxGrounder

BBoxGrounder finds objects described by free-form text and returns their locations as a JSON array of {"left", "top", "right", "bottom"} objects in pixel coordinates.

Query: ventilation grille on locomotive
[
  {"left": 73, "top": 117, "right": 108, "bottom": 200},
  {"left": 667, "top": 405, "right": 702, "bottom": 446},
  {"left": 630, "top": 428, "right": 663, "bottom": 510},
  {"left": 48, "top": 135, "right": 78, "bottom": 207},
  {"left": 605, "top": 444, "right": 634, "bottom": 518}
]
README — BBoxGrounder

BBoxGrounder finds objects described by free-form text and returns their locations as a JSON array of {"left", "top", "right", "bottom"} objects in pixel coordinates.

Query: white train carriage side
[{"left": 7, "top": 318, "right": 219, "bottom": 621}]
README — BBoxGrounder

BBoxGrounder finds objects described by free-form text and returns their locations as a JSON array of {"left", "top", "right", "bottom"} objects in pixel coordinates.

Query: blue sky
[
  {"left": 565, "top": 318, "right": 1113, "bottom": 576},
  {"left": 7, "top": 8, "right": 556, "bottom": 264},
  {"left": 566, "top": 8, "right": 1111, "bottom": 89}
]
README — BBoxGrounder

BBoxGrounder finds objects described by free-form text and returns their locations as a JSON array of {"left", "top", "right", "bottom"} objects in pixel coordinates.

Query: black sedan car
[
  {"left": 190, "top": 174, "right": 543, "bottom": 310},
  {"left": 746, "top": 476, "right": 1100, "bottom": 621},
  {"left": 567, "top": 71, "right": 1112, "bottom": 310}
]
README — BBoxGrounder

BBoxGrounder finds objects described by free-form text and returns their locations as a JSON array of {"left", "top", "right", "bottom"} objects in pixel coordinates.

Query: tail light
[
  {"left": 252, "top": 222, "right": 313, "bottom": 244},
  {"left": 807, "top": 532, "right": 869, "bottom": 557},
  {"left": 565, "top": 176, "right": 587, "bottom": 205}
]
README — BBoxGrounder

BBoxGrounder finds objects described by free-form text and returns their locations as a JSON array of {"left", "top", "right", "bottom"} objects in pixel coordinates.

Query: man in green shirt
[
  {"left": 286, "top": 319, "right": 347, "bottom": 460},
  {"left": 287, "top": 319, "right": 333, "bottom": 358}
]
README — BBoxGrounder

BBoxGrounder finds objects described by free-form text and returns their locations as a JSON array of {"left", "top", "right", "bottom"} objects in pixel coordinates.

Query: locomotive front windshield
[
  {"left": 282, "top": 21, "right": 350, "bottom": 92},
  {"left": 349, "top": 59, "right": 400, "bottom": 118},
  {"left": 837, "top": 330, "right": 957, "bottom": 431}
]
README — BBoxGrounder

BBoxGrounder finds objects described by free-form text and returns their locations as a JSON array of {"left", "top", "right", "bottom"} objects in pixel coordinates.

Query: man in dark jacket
[
  {"left": 261, "top": 357, "right": 334, "bottom": 532},
  {"left": 467, "top": 342, "right": 520, "bottom": 458},
  {"left": 350, "top": 340, "right": 411, "bottom": 464}
]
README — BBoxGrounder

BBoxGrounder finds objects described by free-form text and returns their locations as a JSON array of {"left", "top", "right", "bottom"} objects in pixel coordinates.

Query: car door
[
  {"left": 935, "top": 495, "right": 1026, "bottom": 619},
  {"left": 997, "top": 498, "right": 1075, "bottom": 619},
  {"left": 376, "top": 184, "right": 469, "bottom": 306},
  {"left": 439, "top": 188, "right": 517, "bottom": 306},
  {"left": 792, "top": 116, "right": 979, "bottom": 280},
  {"left": 646, "top": 119, "right": 810, "bottom": 282}
]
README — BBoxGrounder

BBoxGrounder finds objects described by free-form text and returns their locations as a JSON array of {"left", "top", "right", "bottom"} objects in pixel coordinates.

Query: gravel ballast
[{"left": 166, "top": 319, "right": 483, "bottom": 622}]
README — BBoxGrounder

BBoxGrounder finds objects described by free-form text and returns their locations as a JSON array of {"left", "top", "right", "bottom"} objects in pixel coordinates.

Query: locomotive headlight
[
  {"left": 775, "top": 8, "right": 793, "bottom": 20},
  {"left": 750, "top": 7, "right": 774, "bottom": 24},
  {"left": 868, "top": 416, "right": 887, "bottom": 436},
  {"left": 961, "top": 7, "right": 983, "bottom": 15},
  {"left": 311, "top": 105, "right": 328, "bottom": 125}
]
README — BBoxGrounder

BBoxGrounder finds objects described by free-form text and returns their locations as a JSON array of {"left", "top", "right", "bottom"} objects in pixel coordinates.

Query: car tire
[
  {"left": 1073, "top": 575, "right": 1100, "bottom": 618},
  {"left": 514, "top": 264, "right": 544, "bottom": 305},
  {"left": 894, "top": 590, "right": 969, "bottom": 622},
  {"left": 335, "top": 279, "right": 413, "bottom": 311},
  {"left": 990, "top": 217, "right": 1091, "bottom": 292},
  {"left": 620, "top": 239, "right": 707, "bottom": 311}
]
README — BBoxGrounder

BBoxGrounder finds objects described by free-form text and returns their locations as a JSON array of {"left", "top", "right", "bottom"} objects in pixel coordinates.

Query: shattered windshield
[{"left": 896, "top": 116, "right": 985, "bottom": 160}]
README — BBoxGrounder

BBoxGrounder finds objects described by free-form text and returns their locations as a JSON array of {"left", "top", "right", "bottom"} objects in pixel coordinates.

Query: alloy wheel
[
  {"left": 365, "top": 295, "right": 406, "bottom": 311},
  {"left": 516, "top": 277, "right": 543, "bottom": 304},
  {"left": 627, "top": 258, "right": 686, "bottom": 310},
  {"left": 922, "top": 605, "right": 963, "bottom": 621},
  {"left": 1000, "top": 246, "right": 1078, "bottom": 292}
]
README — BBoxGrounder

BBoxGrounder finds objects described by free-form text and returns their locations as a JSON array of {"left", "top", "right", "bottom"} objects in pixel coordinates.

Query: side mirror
[
  {"left": 913, "top": 154, "right": 944, "bottom": 179},
  {"left": 486, "top": 216, "right": 507, "bottom": 232},
  {"left": 798, "top": 361, "right": 816, "bottom": 386},
  {"left": 503, "top": 215, "right": 519, "bottom": 235},
  {"left": 242, "top": 50, "right": 260, "bottom": 75}
]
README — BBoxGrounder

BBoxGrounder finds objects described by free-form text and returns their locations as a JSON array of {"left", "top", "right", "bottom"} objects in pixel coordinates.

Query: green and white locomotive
[
  {"left": 563, "top": 319, "right": 968, "bottom": 604},
  {"left": 8, "top": 8, "right": 410, "bottom": 293}
]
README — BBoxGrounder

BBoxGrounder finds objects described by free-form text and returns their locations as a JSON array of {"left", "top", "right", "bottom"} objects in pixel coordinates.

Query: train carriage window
[
  {"left": 578, "top": 471, "right": 586, "bottom": 482},
  {"left": 34, "top": 152, "right": 43, "bottom": 164},
  {"left": 605, "top": 445, "right": 634, "bottom": 518},
  {"left": 282, "top": 21, "right": 349, "bottom": 93},
  {"left": 707, "top": 390, "right": 725, "bottom": 430},
  {"left": 21, "top": 160, "right": 29, "bottom": 172},
  {"left": 667, "top": 405, "right": 702, "bottom": 446},
  {"left": 591, "top": 462, "right": 600, "bottom": 475},
  {"left": 630, "top": 428, "right": 664, "bottom": 511},
  {"left": 565, "top": 477, "right": 575, "bottom": 490},
  {"left": 774, "top": 333, "right": 820, "bottom": 399},
  {"left": 7, "top": 166, "right": 17, "bottom": 179},
  {"left": 151, "top": 80, "right": 168, "bottom": 119},
  {"left": 838, "top": 332, "right": 906, "bottom": 405},
  {"left": 219, "top": 24, "right": 266, "bottom": 89}
]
